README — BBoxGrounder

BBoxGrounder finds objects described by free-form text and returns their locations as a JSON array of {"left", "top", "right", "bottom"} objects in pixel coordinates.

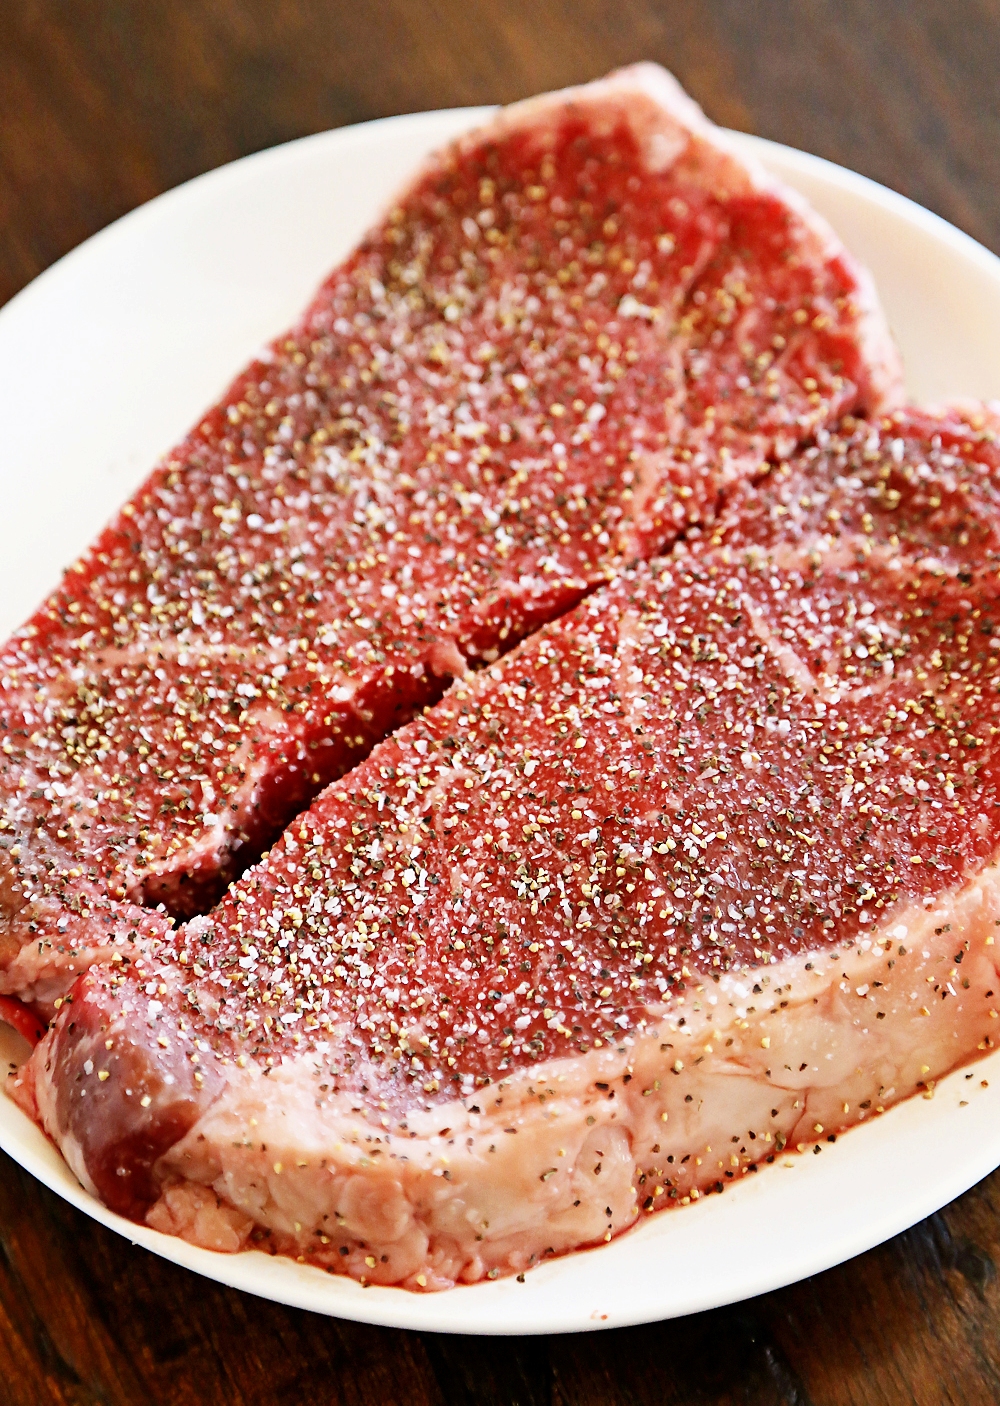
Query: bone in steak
[
  {"left": 18, "top": 406, "right": 1000, "bottom": 1289},
  {"left": 0, "top": 65, "right": 899, "bottom": 1010}
]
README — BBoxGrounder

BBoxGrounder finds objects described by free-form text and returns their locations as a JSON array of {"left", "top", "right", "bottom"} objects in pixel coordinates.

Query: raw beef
[
  {"left": 20, "top": 406, "right": 1000, "bottom": 1289},
  {"left": 0, "top": 65, "right": 899, "bottom": 1008}
]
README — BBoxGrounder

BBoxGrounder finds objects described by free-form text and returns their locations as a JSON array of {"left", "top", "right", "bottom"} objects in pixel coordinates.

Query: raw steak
[
  {"left": 19, "top": 406, "right": 1000, "bottom": 1289},
  {"left": 0, "top": 64, "right": 899, "bottom": 1007}
]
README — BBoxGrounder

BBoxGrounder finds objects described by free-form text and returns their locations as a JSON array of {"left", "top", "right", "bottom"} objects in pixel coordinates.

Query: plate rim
[{"left": 2, "top": 106, "right": 1000, "bottom": 1336}]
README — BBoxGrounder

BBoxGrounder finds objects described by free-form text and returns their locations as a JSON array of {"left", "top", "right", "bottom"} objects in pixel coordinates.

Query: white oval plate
[{"left": 2, "top": 108, "right": 1000, "bottom": 1337}]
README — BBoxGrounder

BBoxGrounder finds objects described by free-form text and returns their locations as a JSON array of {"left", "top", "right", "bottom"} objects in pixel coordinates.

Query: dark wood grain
[{"left": 3, "top": 2, "right": 1000, "bottom": 1401}]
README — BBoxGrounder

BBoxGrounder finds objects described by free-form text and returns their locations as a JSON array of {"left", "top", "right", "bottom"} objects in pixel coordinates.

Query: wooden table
[{"left": 3, "top": 3, "right": 1000, "bottom": 1401}]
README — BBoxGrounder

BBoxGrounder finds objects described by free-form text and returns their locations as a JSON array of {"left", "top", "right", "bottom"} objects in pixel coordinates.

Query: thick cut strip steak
[
  {"left": 20, "top": 407, "right": 1000, "bottom": 1287},
  {"left": 0, "top": 65, "right": 898, "bottom": 1005}
]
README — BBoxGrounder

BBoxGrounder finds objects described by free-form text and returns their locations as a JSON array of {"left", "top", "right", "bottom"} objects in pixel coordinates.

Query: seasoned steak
[
  {"left": 21, "top": 407, "right": 1000, "bottom": 1289},
  {"left": 0, "top": 65, "right": 898, "bottom": 1007}
]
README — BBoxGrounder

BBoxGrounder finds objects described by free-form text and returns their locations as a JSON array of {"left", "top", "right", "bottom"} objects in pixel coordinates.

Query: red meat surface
[
  {"left": 21, "top": 406, "right": 1000, "bottom": 1288},
  {"left": 0, "top": 66, "right": 898, "bottom": 1010},
  {"left": 0, "top": 996, "right": 46, "bottom": 1047}
]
